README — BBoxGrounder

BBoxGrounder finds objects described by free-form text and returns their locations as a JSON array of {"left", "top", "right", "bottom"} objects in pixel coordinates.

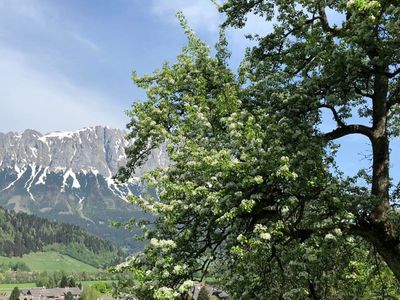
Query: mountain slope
[
  {"left": 0, "top": 126, "right": 167, "bottom": 248},
  {"left": 0, "top": 206, "right": 124, "bottom": 268}
]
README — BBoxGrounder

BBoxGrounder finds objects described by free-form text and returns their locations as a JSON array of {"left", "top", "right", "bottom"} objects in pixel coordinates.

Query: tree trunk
[
  {"left": 354, "top": 220, "right": 400, "bottom": 280},
  {"left": 370, "top": 70, "right": 390, "bottom": 221},
  {"left": 364, "top": 69, "right": 400, "bottom": 280}
]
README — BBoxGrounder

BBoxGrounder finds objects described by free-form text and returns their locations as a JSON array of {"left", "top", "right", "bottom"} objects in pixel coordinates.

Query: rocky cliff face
[{"left": 0, "top": 126, "right": 167, "bottom": 249}]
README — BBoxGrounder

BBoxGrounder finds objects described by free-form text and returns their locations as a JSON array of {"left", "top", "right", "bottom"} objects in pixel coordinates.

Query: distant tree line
[
  {"left": 0, "top": 207, "right": 125, "bottom": 267},
  {"left": 0, "top": 261, "right": 30, "bottom": 272},
  {"left": 37, "top": 273, "right": 79, "bottom": 288}
]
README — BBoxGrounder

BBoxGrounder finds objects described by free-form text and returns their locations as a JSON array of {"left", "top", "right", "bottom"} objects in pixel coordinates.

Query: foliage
[
  {"left": 64, "top": 291, "right": 74, "bottom": 300},
  {"left": 115, "top": 2, "right": 400, "bottom": 299},
  {"left": 58, "top": 275, "right": 77, "bottom": 288},
  {"left": 81, "top": 286, "right": 101, "bottom": 300},
  {"left": 59, "top": 275, "right": 69, "bottom": 288},
  {"left": 0, "top": 261, "right": 30, "bottom": 272},
  {"left": 91, "top": 281, "right": 113, "bottom": 294},
  {"left": 9, "top": 287, "right": 19, "bottom": 300},
  {"left": 35, "top": 271, "right": 56, "bottom": 288}
]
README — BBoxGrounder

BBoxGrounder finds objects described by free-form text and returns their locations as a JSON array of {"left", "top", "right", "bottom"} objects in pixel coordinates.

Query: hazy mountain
[{"left": 0, "top": 126, "right": 167, "bottom": 249}]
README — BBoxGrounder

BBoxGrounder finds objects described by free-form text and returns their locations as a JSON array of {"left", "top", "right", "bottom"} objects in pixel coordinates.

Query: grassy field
[
  {"left": 0, "top": 281, "right": 113, "bottom": 294},
  {"left": 80, "top": 280, "right": 112, "bottom": 287},
  {"left": 0, "top": 283, "right": 36, "bottom": 294},
  {"left": 0, "top": 251, "right": 98, "bottom": 272}
]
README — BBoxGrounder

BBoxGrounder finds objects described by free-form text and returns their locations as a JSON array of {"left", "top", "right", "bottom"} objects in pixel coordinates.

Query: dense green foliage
[
  {"left": 59, "top": 275, "right": 75, "bottom": 288},
  {"left": 115, "top": 1, "right": 400, "bottom": 299},
  {"left": 0, "top": 261, "right": 30, "bottom": 272},
  {"left": 0, "top": 207, "right": 125, "bottom": 268},
  {"left": 64, "top": 291, "right": 74, "bottom": 300},
  {"left": 90, "top": 281, "right": 113, "bottom": 294},
  {"left": 81, "top": 286, "right": 101, "bottom": 300},
  {"left": 9, "top": 287, "right": 19, "bottom": 300}
]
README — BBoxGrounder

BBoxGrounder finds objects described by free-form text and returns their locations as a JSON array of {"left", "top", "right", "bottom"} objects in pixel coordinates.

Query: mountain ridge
[
  {"left": 0, "top": 125, "right": 166, "bottom": 176},
  {"left": 0, "top": 126, "right": 166, "bottom": 249}
]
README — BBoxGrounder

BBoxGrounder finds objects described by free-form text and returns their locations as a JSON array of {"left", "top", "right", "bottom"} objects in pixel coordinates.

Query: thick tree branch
[
  {"left": 318, "top": 7, "right": 343, "bottom": 36},
  {"left": 323, "top": 124, "right": 373, "bottom": 141},
  {"left": 318, "top": 103, "right": 373, "bottom": 141}
]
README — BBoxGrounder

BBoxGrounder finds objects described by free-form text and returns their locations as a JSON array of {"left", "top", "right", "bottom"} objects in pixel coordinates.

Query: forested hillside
[{"left": 0, "top": 207, "right": 125, "bottom": 268}]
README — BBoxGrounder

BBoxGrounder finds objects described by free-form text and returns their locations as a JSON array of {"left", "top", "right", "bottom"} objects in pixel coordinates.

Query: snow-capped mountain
[{"left": 0, "top": 126, "right": 167, "bottom": 249}]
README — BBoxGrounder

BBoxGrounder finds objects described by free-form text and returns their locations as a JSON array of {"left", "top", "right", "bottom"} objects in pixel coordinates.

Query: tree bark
[
  {"left": 364, "top": 69, "right": 400, "bottom": 279},
  {"left": 370, "top": 70, "right": 390, "bottom": 221},
  {"left": 354, "top": 220, "right": 400, "bottom": 280}
]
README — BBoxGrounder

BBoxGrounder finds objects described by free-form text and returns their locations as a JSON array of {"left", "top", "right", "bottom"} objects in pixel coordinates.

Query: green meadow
[
  {"left": 0, "top": 283, "right": 36, "bottom": 294},
  {"left": 0, "top": 281, "right": 113, "bottom": 294},
  {"left": 0, "top": 251, "right": 97, "bottom": 272}
]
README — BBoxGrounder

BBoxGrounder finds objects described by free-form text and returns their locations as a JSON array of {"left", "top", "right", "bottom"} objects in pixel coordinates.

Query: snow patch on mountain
[{"left": 0, "top": 126, "right": 168, "bottom": 248}]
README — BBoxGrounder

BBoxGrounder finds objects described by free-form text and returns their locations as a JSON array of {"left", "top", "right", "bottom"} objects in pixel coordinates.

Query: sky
[
  {"left": 0, "top": 0, "right": 398, "bottom": 181},
  {"left": 0, "top": 0, "right": 269, "bottom": 134}
]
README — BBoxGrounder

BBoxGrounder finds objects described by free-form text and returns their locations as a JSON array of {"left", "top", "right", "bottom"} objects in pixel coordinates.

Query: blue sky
[
  {"left": 0, "top": 0, "right": 269, "bottom": 133},
  {"left": 0, "top": 0, "right": 398, "bottom": 181}
]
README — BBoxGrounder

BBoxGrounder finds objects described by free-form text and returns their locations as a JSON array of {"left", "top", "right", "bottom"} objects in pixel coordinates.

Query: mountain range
[{"left": 0, "top": 126, "right": 167, "bottom": 249}]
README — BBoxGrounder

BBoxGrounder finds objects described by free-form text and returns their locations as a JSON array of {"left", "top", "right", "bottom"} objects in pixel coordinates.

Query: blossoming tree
[{"left": 115, "top": 1, "right": 400, "bottom": 298}]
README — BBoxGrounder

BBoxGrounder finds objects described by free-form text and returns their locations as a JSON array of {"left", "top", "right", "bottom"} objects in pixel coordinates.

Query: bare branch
[{"left": 318, "top": 104, "right": 346, "bottom": 127}]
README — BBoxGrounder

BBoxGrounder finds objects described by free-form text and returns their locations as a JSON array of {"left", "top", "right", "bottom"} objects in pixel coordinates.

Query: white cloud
[
  {"left": 0, "top": 47, "right": 126, "bottom": 133},
  {"left": 151, "top": 0, "right": 222, "bottom": 33}
]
